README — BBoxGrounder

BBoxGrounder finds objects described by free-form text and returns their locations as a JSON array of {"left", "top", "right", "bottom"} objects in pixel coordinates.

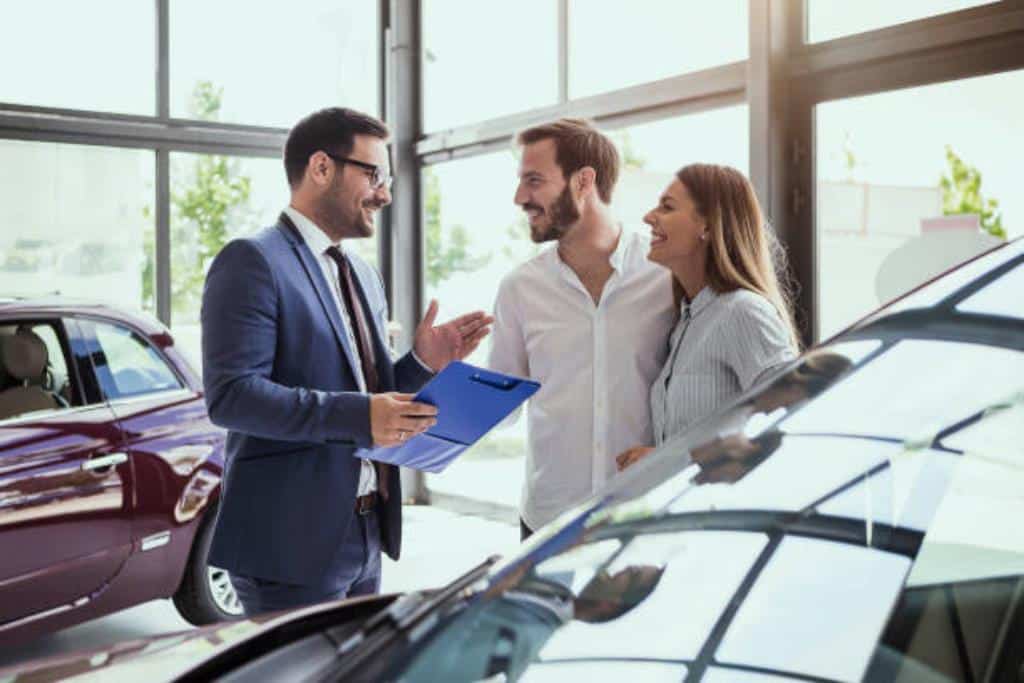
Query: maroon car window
[
  {"left": 0, "top": 321, "right": 77, "bottom": 420},
  {"left": 91, "top": 322, "right": 182, "bottom": 400}
]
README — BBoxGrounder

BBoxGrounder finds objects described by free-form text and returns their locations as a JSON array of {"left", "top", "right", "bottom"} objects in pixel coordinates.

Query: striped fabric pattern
[{"left": 650, "top": 286, "right": 796, "bottom": 446}]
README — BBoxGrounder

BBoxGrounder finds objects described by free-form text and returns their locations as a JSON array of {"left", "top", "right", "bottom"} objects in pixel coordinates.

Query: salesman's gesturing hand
[
  {"left": 413, "top": 299, "right": 494, "bottom": 373},
  {"left": 370, "top": 392, "right": 438, "bottom": 447}
]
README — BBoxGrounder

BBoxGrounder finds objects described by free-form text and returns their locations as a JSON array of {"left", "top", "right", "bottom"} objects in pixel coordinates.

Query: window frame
[
  {"left": 0, "top": 316, "right": 86, "bottom": 421},
  {"left": 73, "top": 316, "right": 189, "bottom": 404}
]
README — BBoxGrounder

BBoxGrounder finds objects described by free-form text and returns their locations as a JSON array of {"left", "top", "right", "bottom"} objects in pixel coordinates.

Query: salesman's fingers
[
  {"left": 463, "top": 324, "right": 491, "bottom": 344},
  {"left": 395, "top": 415, "right": 436, "bottom": 433},
  {"left": 421, "top": 299, "right": 439, "bottom": 329},
  {"left": 457, "top": 314, "right": 494, "bottom": 334},
  {"left": 449, "top": 310, "right": 492, "bottom": 332},
  {"left": 454, "top": 325, "right": 491, "bottom": 357},
  {"left": 399, "top": 400, "right": 438, "bottom": 417},
  {"left": 388, "top": 393, "right": 417, "bottom": 403}
]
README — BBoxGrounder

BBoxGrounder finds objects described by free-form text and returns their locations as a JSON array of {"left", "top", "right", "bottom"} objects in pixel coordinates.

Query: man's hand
[
  {"left": 370, "top": 393, "right": 438, "bottom": 447},
  {"left": 413, "top": 299, "right": 494, "bottom": 373},
  {"left": 616, "top": 445, "right": 654, "bottom": 472}
]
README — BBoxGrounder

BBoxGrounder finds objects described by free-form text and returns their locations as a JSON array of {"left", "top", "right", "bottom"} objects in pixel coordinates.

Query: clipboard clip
[{"left": 470, "top": 371, "right": 520, "bottom": 391}]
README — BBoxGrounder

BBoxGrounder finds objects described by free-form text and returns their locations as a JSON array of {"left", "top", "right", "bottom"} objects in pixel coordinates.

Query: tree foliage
[
  {"left": 140, "top": 81, "right": 255, "bottom": 318},
  {"left": 940, "top": 145, "right": 1006, "bottom": 240},
  {"left": 423, "top": 167, "right": 490, "bottom": 287}
]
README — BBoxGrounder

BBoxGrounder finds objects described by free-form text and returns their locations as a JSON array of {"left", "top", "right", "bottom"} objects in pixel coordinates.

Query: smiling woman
[{"left": 618, "top": 164, "right": 798, "bottom": 468}]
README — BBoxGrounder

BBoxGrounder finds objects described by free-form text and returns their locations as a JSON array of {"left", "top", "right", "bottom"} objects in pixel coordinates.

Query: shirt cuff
[{"left": 410, "top": 349, "right": 437, "bottom": 374}]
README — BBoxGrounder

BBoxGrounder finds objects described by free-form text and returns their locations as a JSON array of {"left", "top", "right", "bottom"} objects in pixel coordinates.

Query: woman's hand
[{"left": 616, "top": 446, "right": 654, "bottom": 471}]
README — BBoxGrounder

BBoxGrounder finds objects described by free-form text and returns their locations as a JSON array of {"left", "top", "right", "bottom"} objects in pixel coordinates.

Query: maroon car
[{"left": 0, "top": 297, "right": 237, "bottom": 645}]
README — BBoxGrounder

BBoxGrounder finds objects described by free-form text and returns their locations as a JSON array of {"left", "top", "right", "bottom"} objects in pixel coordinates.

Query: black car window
[
  {"left": 866, "top": 402, "right": 1024, "bottom": 682},
  {"left": 668, "top": 434, "right": 902, "bottom": 516},
  {"left": 955, "top": 261, "right": 1023, "bottom": 320},
  {"left": 881, "top": 240, "right": 1022, "bottom": 316},
  {"left": 717, "top": 536, "right": 913, "bottom": 682},
  {"left": 780, "top": 340, "right": 1024, "bottom": 443},
  {"left": 386, "top": 531, "right": 768, "bottom": 682},
  {"left": 0, "top": 320, "right": 77, "bottom": 421},
  {"left": 88, "top": 321, "right": 182, "bottom": 400},
  {"left": 816, "top": 447, "right": 959, "bottom": 531}
]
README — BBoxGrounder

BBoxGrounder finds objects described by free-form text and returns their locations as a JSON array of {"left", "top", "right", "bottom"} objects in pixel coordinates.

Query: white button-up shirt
[
  {"left": 284, "top": 206, "right": 376, "bottom": 496},
  {"left": 488, "top": 229, "right": 677, "bottom": 529}
]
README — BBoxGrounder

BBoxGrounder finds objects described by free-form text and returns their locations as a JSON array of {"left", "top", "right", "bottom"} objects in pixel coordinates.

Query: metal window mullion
[
  {"left": 157, "top": 0, "right": 169, "bottom": 120},
  {"left": 416, "top": 61, "right": 747, "bottom": 160},
  {"left": 797, "top": 28, "right": 1024, "bottom": 105},
  {"left": 558, "top": 0, "right": 569, "bottom": 102},
  {"left": 156, "top": 148, "right": 171, "bottom": 327},
  {"left": 390, "top": 0, "right": 428, "bottom": 503},
  {"left": 0, "top": 113, "right": 286, "bottom": 161},
  {"left": 792, "top": 1, "right": 1024, "bottom": 78}
]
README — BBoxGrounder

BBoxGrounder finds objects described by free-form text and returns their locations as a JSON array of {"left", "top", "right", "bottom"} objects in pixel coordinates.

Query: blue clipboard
[{"left": 355, "top": 361, "right": 539, "bottom": 473}]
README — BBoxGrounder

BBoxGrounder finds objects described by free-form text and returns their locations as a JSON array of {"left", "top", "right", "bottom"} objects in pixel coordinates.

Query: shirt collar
[
  {"left": 683, "top": 285, "right": 719, "bottom": 316},
  {"left": 548, "top": 224, "right": 631, "bottom": 273},
  {"left": 608, "top": 225, "right": 629, "bottom": 272},
  {"left": 283, "top": 206, "right": 339, "bottom": 257}
]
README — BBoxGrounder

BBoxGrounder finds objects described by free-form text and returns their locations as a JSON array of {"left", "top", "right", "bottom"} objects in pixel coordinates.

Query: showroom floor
[{"left": 0, "top": 505, "right": 517, "bottom": 671}]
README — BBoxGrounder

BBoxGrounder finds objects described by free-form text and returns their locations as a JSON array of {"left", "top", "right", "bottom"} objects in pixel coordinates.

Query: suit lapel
[{"left": 278, "top": 216, "right": 362, "bottom": 383}]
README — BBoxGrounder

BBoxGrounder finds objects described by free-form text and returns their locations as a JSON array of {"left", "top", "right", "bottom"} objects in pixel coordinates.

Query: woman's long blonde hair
[{"left": 676, "top": 163, "right": 801, "bottom": 349}]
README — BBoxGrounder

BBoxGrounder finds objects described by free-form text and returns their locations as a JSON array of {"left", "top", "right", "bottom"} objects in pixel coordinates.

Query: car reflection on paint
[
  {"left": 0, "top": 298, "right": 238, "bottom": 647},
  {"left": 2, "top": 239, "right": 1023, "bottom": 681}
]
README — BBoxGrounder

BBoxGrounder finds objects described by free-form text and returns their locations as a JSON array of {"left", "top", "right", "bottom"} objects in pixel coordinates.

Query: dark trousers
[
  {"left": 520, "top": 518, "right": 533, "bottom": 541},
  {"left": 230, "top": 507, "right": 382, "bottom": 616}
]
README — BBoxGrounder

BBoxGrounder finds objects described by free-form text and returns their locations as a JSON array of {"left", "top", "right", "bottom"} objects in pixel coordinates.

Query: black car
[{"left": 3, "top": 238, "right": 1023, "bottom": 682}]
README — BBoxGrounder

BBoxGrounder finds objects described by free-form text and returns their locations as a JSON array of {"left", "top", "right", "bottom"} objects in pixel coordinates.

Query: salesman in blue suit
[{"left": 201, "top": 107, "right": 492, "bottom": 615}]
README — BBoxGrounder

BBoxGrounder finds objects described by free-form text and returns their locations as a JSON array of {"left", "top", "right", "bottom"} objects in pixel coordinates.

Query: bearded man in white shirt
[{"left": 488, "top": 118, "right": 677, "bottom": 540}]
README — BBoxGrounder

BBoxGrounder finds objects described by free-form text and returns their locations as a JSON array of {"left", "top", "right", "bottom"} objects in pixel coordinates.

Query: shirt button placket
[{"left": 593, "top": 305, "right": 605, "bottom": 491}]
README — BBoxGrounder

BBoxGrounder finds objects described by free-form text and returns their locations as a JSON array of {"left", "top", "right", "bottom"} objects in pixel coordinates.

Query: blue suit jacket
[{"left": 201, "top": 217, "right": 432, "bottom": 585}]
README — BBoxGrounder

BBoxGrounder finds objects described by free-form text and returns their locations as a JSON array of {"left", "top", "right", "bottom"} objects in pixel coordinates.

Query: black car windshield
[{"left": 364, "top": 240, "right": 1024, "bottom": 682}]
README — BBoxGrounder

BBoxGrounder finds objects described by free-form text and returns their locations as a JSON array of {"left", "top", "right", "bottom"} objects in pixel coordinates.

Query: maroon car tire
[{"left": 173, "top": 501, "right": 244, "bottom": 624}]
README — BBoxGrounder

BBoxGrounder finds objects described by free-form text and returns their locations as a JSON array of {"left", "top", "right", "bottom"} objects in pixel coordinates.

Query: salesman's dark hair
[{"left": 284, "top": 107, "right": 390, "bottom": 189}]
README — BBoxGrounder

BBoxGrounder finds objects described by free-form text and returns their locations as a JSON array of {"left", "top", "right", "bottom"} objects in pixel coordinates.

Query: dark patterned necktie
[
  {"left": 325, "top": 246, "right": 379, "bottom": 393},
  {"left": 325, "top": 246, "right": 389, "bottom": 500}
]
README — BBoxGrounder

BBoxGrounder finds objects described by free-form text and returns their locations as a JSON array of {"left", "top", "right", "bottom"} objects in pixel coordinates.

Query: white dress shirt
[
  {"left": 488, "top": 228, "right": 677, "bottom": 529},
  {"left": 284, "top": 206, "right": 377, "bottom": 496}
]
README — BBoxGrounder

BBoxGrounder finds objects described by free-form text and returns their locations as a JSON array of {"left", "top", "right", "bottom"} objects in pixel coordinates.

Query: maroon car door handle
[{"left": 81, "top": 452, "right": 128, "bottom": 472}]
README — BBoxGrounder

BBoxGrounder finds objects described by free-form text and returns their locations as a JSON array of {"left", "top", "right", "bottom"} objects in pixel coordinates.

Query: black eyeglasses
[{"left": 321, "top": 151, "right": 393, "bottom": 190}]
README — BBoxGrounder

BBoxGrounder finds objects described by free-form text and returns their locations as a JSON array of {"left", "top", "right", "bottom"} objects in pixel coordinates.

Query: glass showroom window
[
  {"left": 170, "top": 0, "right": 379, "bottom": 127},
  {"left": 569, "top": 0, "right": 747, "bottom": 99},
  {"left": 422, "top": 0, "right": 558, "bottom": 132},
  {"left": 0, "top": 2, "right": 154, "bottom": 114},
  {"left": 806, "top": 0, "right": 999, "bottom": 43},
  {"left": 0, "top": 140, "right": 154, "bottom": 311},
  {"left": 422, "top": 150, "right": 533, "bottom": 508},
  {"left": 168, "top": 153, "right": 282, "bottom": 370},
  {"left": 609, "top": 105, "right": 750, "bottom": 228},
  {"left": 815, "top": 69, "right": 1024, "bottom": 340}
]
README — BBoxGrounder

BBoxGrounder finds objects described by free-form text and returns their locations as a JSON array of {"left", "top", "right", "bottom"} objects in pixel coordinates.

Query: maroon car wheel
[{"left": 173, "top": 502, "right": 243, "bottom": 624}]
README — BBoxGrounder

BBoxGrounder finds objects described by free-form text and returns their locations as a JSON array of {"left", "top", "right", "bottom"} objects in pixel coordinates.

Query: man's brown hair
[{"left": 517, "top": 118, "right": 620, "bottom": 204}]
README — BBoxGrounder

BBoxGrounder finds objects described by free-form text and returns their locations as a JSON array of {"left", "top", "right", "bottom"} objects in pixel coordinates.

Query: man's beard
[
  {"left": 317, "top": 178, "right": 375, "bottom": 239},
  {"left": 528, "top": 186, "right": 580, "bottom": 243}
]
